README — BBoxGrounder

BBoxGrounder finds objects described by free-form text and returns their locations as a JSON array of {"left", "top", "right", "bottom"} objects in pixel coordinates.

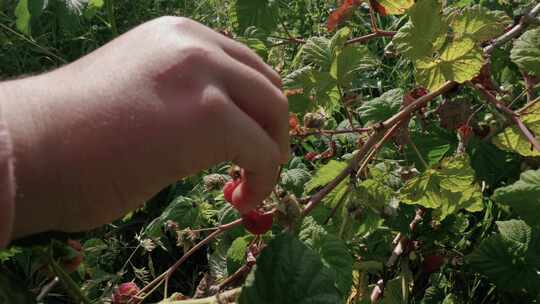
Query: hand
[{"left": 1, "top": 16, "right": 289, "bottom": 239}]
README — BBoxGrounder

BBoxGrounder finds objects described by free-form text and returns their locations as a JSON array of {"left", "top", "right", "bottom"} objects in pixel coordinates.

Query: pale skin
[{"left": 0, "top": 16, "right": 289, "bottom": 246}]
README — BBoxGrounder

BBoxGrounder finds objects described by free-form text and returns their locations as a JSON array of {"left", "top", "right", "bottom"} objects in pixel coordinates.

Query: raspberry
[
  {"left": 242, "top": 211, "right": 273, "bottom": 235},
  {"left": 223, "top": 179, "right": 240, "bottom": 203},
  {"left": 112, "top": 282, "right": 140, "bottom": 304},
  {"left": 421, "top": 255, "right": 445, "bottom": 274}
]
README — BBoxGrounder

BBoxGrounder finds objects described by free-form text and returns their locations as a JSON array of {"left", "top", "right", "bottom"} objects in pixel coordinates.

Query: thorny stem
[
  {"left": 294, "top": 127, "right": 372, "bottom": 137},
  {"left": 132, "top": 219, "right": 243, "bottom": 303},
  {"left": 475, "top": 84, "right": 540, "bottom": 154},
  {"left": 484, "top": 3, "right": 540, "bottom": 54}
]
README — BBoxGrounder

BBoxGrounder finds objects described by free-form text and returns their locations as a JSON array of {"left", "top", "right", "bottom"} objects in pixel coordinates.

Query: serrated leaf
[
  {"left": 235, "top": 0, "right": 279, "bottom": 33},
  {"left": 404, "top": 126, "right": 455, "bottom": 168},
  {"left": 323, "top": 180, "right": 349, "bottom": 208},
  {"left": 449, "top": 6, "right": 511, "bottom": 43},
  {"left": 298, "top": 218, "right": 353, "bottom": 299},
  {"left": 238, "top": 233, "right": 341, "bottom": 304},
  {"left": 330, "top": 45, "right": 378, "bottom": 86},
  {"left": 281, "top": 168, "right": 312, "bottom": 197},
  {"left": 467, "top": 220, "right": 540, "bottom": 293},
  {"left": 357, "top": 89, "right": 403, "bottom": 125},
  {"left": 415, "top": 39, "right": 484, "bottom": 91},
  {"left": 467, "top": 137, "right": 521, "bottom": 187},
  {"left": 377, "top": 0, "right": 414, "bottom": 15},
  {"left": 496, "top": 220, "right": 531, "bottom": 251},
  {"left": 511, "top": 28, "right": 540, "bottom": 76},
  {"left": 392, "top": 0, "right": 448, "bottom": 61},
  {"left": 227, "top": 236, "right": 252, "bottom": 274},
  {"left": 493, "top": 169, "right": 540, "bottom": 226},
  {"left": 303, "top": 37, "right": 332, "bottom": 70},
  {"left": 400, "top": 155, "right": 483, "bottom": 220},
  {"left": 306, "top": 160, "right": 348, "bottom": 193},
  {"left": 493, "top": 101, "right": 540, "bottom": 157},
  {"left": 144, "top": 196, "right": 203, "bottom": 238},
  {"left": 329, "top": 27, "right": 351, "bottom": 54}
]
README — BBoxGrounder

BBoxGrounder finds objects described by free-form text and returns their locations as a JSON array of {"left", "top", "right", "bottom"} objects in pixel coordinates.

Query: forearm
[{"left": 0, "top": 73, "right": 74, "bottom": 239}]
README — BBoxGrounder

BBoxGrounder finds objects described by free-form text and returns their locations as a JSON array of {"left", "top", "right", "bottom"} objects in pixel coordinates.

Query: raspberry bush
[{"left": 1, "top": 0, "right": 540, "bottom": 303}]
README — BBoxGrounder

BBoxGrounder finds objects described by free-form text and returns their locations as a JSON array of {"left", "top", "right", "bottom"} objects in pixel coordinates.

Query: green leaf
[
  {"left": 380, "top": 277, "right": 405, "bottom": 304},
  {"left": 14, "top": 0, "right": 45, "bottom": 35},
  {"left": 238, "top": 233, "right": 341, "bottom": 304},
  {"left": 238, "top": 37, "right": 268, "bottom": 59},
  {"left": 303, "top": 37, "right": 332, "bottom": 70},
  {"left": 377, "top": 0, "right": 414, "bottom": 15},
  {"left": 144, "top": 196, "right": 204, "bottom": 238},
  {"left": 323, "top": 180, "right": 349, "bottom": 208},
  {"left": 299, "top": 218, "right": 353, "bottom": 298},
  {"left": 400, "top": 155, "right": 483, "bottom": 220},
  {"left": 330, "top": 45, "right": 378, "bottom": 86},
  {"left": 511, "top": 28, "right": 540, "bottom": 76},
  {"left": 357, "top": 89, "right": 403, "bottom": 125},
  {"left": 227, "top": 236, "right": 252, "bottom": 274},
  {"left": 392, "top": 0, "right": 448, "bottom": 61},
  {"left": 306, "top": 160, "right": 348, "bottom": 193},
  {"left": 493, "top": 169, "right": 540, "bottom": 226},
  {"left": 493, "top": 101, "right": 540, "bottom": 157},
  {"left": 415, "top": 39, "right": 484, "bottom": 91},
  {"left": 84, "top": 0, "right": 104, "bottom": 19},
  {"left": 467, "top": 220, "right": 540, "bottom": 293},
  {"left": 281, "top": 168, "right": 312, "bottom": 197},
  {"left": 467, "top": 137, "right": 521, "bottom": 187},
  {"left": 0, "top": 247, "right": 22, "bottom": 263},
  {"left": 449, "top": 6, "right": 511, "bottom": 43},
  {"left": 235, "top": 0, "right": 279, "bottom": 33},
  {"left": 404, "top": 126, "right": 454, "bottom": 168}
]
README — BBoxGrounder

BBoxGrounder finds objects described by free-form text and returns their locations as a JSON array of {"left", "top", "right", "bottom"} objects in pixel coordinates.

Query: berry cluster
[{"left": 222, "top": 172, "right": 273, "bottom": 235}]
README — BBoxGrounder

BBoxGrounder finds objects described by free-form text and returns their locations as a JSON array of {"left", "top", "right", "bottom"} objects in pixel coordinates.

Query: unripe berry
[
  {"left": 242, "top": 211, "right": 273, "bottom": 235},
  {"left": 303, "top": 112, "right": 325, "bottom": 129}
]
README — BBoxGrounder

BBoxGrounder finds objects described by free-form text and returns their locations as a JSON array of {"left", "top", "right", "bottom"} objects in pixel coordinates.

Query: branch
[
  {"left": 484, "top": 3, "right": 540, "bottom": 54},
  {"left": 301, "top": 81, "right": 456, "bottom": 216},
  {"left": 165, "top": 288, "right": 242, "bottom": 304},
  {"left": 345, "top": 31, "right": 395, "bottom": 45},
  {"left": 474, "top": 83, "right": 540, "bottom": 154},
  {"left": 132, "top": 219, "right": 243, "bottom": 303}
]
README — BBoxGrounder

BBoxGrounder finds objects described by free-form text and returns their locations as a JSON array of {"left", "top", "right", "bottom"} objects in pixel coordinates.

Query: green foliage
[
  {"left": 511, "top": 28, "right": 540, "bottom": 76},
  {"left": 493, "top": 101, "right": 540, "bottom": 157},
  {"left": 238, "top": 233, "right": 342, "bottom": 304},
  {"left": 357, "top": 89, "right": 403, "bottom": 125},
  {"left": 305, "top": 160, "right": 348, "bottom": 193},
  {"left": 2, "top": 0, "right": 539, "bottom": 303},
  {"left": 400, "top": 155, "right": 483, "bottom": 220},
  {"left": 468, "top": 220, "right": 540, "bottom": 293},
  {"left": 493, "top": 169, "right": 540, "bottom": 226}
]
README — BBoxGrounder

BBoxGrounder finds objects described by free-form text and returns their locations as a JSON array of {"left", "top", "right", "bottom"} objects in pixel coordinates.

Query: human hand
[{"left": 1, "top": 16, "right": 289, "bottom": 239}]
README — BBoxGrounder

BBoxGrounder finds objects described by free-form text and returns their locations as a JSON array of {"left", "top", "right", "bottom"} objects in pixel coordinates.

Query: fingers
[
  {"left": 213, "top": 52, "right": 290, "bottom": 163},
  {"left": 180, "top": 19, "right": 282, "bottom": 88},
  {"left": 212, "top": 89, "right": 281, "bottom": 213}
]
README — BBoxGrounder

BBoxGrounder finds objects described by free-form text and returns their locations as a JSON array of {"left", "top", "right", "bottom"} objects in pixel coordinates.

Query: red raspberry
[
  {"left": 112, "top": 282, "right": 140, "bottom": 304},
  {"left": 242, "top": 211, "right": 273, "bottom": 235},
  {"left": 422, "top": 255, "right": 445, "bottom": 274},
  {"left": 223, "top": 179, "right": 240, "bottom": 203}
]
